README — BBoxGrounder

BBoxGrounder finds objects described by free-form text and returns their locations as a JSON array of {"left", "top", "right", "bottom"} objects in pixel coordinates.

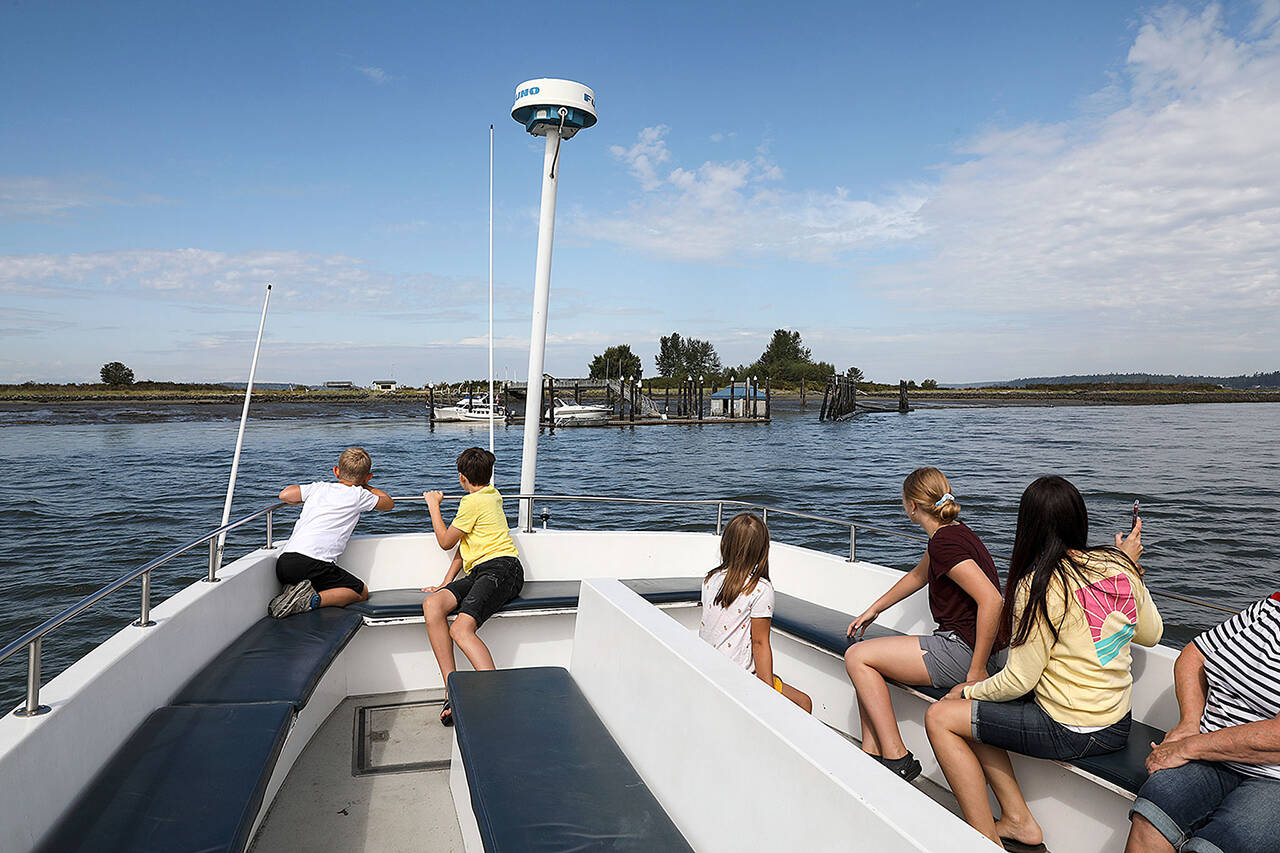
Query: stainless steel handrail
[
  {"left": 398, "top": 492, "right": 1243, "bottom": 616},
  {"left": 0, "top": 501, "right": 286, "bottom": 715},
  {"left": 2, "top": 491, "right": 1242, "bottom": 717}
]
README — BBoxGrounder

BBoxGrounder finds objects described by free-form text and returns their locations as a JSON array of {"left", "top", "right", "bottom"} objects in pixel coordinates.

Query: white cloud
[
  {"left": 580, "top": 2, "right": 1280, "bottom": 365},
  {"left": 584, "top": 128, "right": 928, "bottom": 262},
  {"left": 356, "top": 65, "right": 395, "bottom": 84},
  {"left": 0, "top": 248, "right": 484, "bottom": 311},
  {"left": 0, "top": 176, "right": 162, "bottom": 220},
  {"left": 866, "top": 3, "right": 1280, "bottom": 328},
  {"left": 609, "top": 125, "right": 672, "bottom": 191}
]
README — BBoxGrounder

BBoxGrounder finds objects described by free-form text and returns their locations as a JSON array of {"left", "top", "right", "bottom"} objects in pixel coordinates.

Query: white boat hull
[{"left": 0, "top": 527, "right": 1181, "bottom": 852}]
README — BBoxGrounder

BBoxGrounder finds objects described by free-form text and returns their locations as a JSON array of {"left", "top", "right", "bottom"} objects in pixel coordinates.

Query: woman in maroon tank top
[{"left": 843, "top": 467, "right": 1007, "bottom": 782}]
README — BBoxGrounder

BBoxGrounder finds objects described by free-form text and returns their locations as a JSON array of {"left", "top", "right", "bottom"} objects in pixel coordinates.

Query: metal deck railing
[{"left": 0, "top": 493, "right": 1240, "bottom": 717}]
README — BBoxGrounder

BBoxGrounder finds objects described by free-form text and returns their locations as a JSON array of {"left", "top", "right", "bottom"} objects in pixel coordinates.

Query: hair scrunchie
[{"left": 934, "top": 493, "right": 954, "bottom": 509}]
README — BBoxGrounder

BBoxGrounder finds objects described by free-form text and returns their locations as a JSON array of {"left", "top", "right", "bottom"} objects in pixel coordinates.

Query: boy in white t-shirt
[{"left": 268, "top": 446, "right": 394, "bottom": 618}]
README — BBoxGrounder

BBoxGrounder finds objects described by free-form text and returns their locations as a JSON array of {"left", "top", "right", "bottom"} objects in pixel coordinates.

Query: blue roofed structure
[{"left": 709, "top": 384, "right": 766, "bottom": 417}]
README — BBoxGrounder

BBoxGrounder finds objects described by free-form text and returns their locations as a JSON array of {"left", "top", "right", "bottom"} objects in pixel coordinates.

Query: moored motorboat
[
  {"left": 545, "top": 396, "right": 611, "bottom": 425},
  {"left": 432, "top": 395, "right": 506, "bottom": 423}
]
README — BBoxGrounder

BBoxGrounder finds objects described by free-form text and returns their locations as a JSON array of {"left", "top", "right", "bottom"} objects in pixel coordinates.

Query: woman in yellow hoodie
[{"left": 925, "top": 476, "right": 1162, "bottom": 851}]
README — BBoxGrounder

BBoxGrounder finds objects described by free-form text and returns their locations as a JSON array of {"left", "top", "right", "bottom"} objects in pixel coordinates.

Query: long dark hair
[
  {"left": 1003, "top": 476, "right": 1137, "bottom": 647},
  {"left": 706, "top": 513, "right": 771, "bottom": 608}
]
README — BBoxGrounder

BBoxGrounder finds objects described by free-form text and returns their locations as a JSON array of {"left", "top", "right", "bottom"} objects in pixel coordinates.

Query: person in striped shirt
[{"left": 1126, "top": 593, "right": 1280, "bottom": 853}]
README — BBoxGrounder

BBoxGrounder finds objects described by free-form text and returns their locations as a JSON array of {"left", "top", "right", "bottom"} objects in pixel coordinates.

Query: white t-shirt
[
  {"left": 281, "top": 482, "right": 380, "bottom": 563},
  {"left": 699, "top": 570, "right": 775, "bottom": 672}
]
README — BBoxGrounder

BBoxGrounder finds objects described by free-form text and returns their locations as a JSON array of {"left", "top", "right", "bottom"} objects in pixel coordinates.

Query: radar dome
[{"left": 511, "top": 78, "right": 597, "bottom": 138}]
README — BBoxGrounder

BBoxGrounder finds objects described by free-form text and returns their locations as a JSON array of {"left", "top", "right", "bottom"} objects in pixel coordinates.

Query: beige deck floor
[
  {"left": 250, "top": 691, "right": 964, "bottom": 852},
  {"left": 250, "top": 689, "right": 463, "bottom": 853}
]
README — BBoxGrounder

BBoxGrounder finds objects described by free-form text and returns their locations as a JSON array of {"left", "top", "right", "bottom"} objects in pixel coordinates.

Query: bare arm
[
  {"left": 365, "top": 485, "right": 394, "bottom": 511},
  {"left": 750, "top": 616, "right": 774, "bottom": 687},
  {"left": 1165, "top": 643, "right": 1209, "bottom": 740},
  {"left": 1145, "top": 642, "right": 1216, "bottom": 772},
  {"left": 848, "top": 552, "right": 930, "bottom": 637},
  {"left": 425, "top": 553, "right": 464, "bottom": 593},
  {"left": 424, "top": 491, "right": 464, "bottom": 550},
  {"left": 964, "top": 583, "right": 1053, "bottom": 702},
  {"left": 278, "top": 485, "right": 303, "bottom": 504},
  {"left": 947, "top": 559, "right": 1005, "bottom": 682}
]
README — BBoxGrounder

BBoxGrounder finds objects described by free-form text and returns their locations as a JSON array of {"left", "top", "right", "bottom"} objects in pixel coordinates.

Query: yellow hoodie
[{"left": 963, "top": 551, "right": 1162, "bottom": 727}]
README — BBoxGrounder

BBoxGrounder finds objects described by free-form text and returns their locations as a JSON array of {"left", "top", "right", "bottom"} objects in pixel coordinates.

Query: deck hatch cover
[{"left": 353, "top": 700, "right": 453, "bottom": 776}]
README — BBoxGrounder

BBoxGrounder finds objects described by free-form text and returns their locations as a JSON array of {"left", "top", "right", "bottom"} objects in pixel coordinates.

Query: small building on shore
[
  {"left": 710, "top": 384, "right": 765, "bottom": 417},
  {"left": 323, "top": 380, "right": 354, "bottom": 389},
  {"left": 371, "top": 380, "right": 398, "bottom": 392}
]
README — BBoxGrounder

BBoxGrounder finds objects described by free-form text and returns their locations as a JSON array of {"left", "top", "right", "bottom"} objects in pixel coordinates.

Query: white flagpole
[
  {"left": 216, "top": 282, "right": 272, "bottom": 569},
  {"left": 488, "top": 124, "right": 495, "bottom": 453}
]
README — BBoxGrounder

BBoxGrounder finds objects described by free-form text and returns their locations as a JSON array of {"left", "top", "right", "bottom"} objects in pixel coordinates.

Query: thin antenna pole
[
  {"left": 488, "top": 124, "right": 495, "bottom": 453},
  {"left": 216, "top": 283, "right": 272, "bottom": 569}
]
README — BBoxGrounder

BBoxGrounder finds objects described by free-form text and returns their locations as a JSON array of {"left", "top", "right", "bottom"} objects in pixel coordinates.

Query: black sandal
[
  {"left": 440, "top": 699, "right": 454, "bottom": 727},
  {"left": 1000, "top": 838, "right": 1046, "bottom": 853},
  {"left": 877, "top": 751, "right": 922, "bottom": 782}
]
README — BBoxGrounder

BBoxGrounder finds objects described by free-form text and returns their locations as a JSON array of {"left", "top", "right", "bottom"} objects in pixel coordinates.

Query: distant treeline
[
  {"left": 1, "top": 381, "right": 232, "bottom": 392},
  {"left": 964, "top": 372, "right": 1280, "bottom": 390}
]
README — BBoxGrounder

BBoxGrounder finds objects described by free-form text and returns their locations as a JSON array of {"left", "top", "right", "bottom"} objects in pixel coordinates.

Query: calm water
[{"left": 2, "top": 400, "right": 1279, "bottom": 709}]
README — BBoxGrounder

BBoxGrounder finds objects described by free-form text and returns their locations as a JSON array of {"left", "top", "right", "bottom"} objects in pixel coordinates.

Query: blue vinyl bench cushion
[
  {"left": 771, "top": 592, "right": 1160, "bottom": 793},
  {"left": 36, "top": 702, "right": 293, "bottom": 853},
  {"left": 772, "top": 592, "right": 947, "bottom": 700},
  {"left": 449, "top": 666, "right": 693, "bottom": 852},
  {"left": 172, "top": 607, "right": 363, "bottom": 708},
  {"left": 350, "top": 577, "right": 702, "bottom": 621}
]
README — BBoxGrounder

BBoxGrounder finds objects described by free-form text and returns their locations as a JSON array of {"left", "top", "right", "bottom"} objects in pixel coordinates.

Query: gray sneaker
[{"left": 268, "top": 580, "right": 316, "bottom": 618}]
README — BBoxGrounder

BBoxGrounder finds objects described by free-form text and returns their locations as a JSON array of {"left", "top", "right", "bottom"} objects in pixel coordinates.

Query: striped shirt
[{"left": 1193, "top": 593, "right": 1280, "bottom": 780}]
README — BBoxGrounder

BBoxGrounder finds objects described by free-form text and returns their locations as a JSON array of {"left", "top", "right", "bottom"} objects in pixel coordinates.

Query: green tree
[
  {"left": 921, "top": 378, "right": 938, "bottom": 390},
  {"left": 846, "top": 366, "right": 866, "bottom": 383},
  {"left": 589, "top": 345, "right": 642, "bottom": 380},
  {"left": 748, "top": 329, "right": 830, "bottom": 382},
  {"left": 655, "top": 332, "right": 723, "bottom": 379},
  {"left": 655, "top": 332, "right": 684, "bottom": 377},
  {"left": 100, "top": 361, "right": 135, "bottom": 386},
  {"left": 760, "top": 330, "right": 810, "bottom": 365}
]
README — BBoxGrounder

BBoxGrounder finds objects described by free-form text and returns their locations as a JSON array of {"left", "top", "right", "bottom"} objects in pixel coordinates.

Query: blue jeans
[
  {"left": 1131, "top": 760, "right": 1280, "bottom": 853},
  {"left": 972, "top": 698, "right": 1131, "bottom": 760}
]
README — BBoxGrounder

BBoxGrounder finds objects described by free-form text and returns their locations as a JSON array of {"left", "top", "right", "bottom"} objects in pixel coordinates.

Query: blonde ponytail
[{"left": 903, "top": 467, "right": 961, "bottom": 523}]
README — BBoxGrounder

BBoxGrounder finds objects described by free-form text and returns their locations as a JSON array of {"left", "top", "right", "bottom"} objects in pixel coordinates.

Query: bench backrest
[{"left": 569, "top": 579, "right": 994, "bottom": 853}]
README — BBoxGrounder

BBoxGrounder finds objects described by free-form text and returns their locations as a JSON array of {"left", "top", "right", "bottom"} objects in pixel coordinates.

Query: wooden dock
[{"left": 505, "top": 415, "right": 768, "bottom": 428}]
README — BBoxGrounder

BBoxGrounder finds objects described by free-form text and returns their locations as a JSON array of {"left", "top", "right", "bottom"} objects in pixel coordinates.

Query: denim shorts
[
  {"left": 918, "top": 631, "right": 1008, "bottom": 689},
  {"left": 972, "top": 698, "right": 1131, "bottom": 761},
  {"left": 1131, "top": 760, "right": 1280, "bottom": 853},
  {"left": 442, "top": 556, "right": 524, "bottom": 627}
]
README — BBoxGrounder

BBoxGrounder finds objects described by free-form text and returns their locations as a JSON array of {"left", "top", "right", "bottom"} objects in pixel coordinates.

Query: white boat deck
[
  {"left": 0, "top": 528, "right": 1178, "bottom": 851},
  {"left": 249, "top": 685, "right": 964, "bottom": 853},
  {"left": 250, "top": 688, "right": 463, "bottom": 852}
]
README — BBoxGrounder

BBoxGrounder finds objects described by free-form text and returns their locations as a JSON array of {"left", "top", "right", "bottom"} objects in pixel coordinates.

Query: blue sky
[{"left": 3, "top": 0, "right": 1279, "bottom": 385}]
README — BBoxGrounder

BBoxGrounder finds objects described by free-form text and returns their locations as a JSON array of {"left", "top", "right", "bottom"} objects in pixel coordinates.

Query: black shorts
[
  {"left": 442, "top": 556, "right": 524, "bottom": 627},
  {"left": 275, "top": 551, "right": 366, "bottom": 594}
]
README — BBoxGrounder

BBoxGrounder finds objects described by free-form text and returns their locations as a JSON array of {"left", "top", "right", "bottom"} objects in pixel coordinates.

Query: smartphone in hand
[{"left": 1132, "top": 499, "right": 1140, "bottom": 530}]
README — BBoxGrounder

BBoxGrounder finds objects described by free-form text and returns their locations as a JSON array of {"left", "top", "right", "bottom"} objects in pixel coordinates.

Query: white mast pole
[
  {"left": 517, "top": 129, "right": 562, "bottom": 530},
  {"left": 216, "top": 282, "right": 271, "bottom": 569},
  {"left": 488, "top": 124, "right": 495, "bottom": 454}
]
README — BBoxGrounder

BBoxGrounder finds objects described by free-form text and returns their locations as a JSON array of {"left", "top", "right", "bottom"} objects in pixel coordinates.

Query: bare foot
[{"left": 995, "top": 813, "right": 1043, "bottom": 847}]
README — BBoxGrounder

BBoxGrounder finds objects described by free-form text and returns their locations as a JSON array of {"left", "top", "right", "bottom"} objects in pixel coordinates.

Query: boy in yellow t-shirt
[{"left": 422, "top": 447, "right": 524, "bottom": 726}]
